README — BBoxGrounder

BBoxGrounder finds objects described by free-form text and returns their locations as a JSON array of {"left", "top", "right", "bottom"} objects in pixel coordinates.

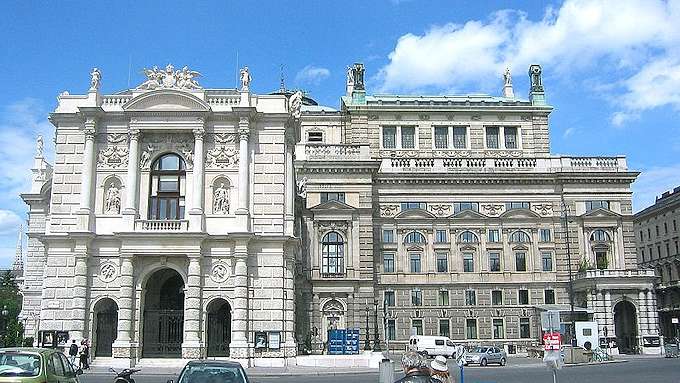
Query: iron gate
[
  {"left": 95, "top": 312, "right": 117, "bottom": 357},
  {"left": 207, "top": 311, "right": 231, "bottom": 357},
  {"left": 143, "top": 309, "right": 183, "bottom": 357}
]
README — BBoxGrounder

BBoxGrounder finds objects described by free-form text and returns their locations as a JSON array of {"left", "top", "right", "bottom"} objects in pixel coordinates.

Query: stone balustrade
[
  {"left": 295, "top": 143, "right": 371, "bottom": 161},
  {"left": 575, "top": 269, "right": 657, "bottom": 280},
  {"left": 135, "top": 219, "right": 188, "bottom": 231},
  {"left": 102, "top": 95, "right": 132, "bottom": 107}
]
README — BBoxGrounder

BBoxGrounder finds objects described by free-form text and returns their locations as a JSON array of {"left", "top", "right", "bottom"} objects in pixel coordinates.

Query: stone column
[
  {"left": 284, "top": 136, "right": 295, "bottom": 236},
  {"left": 638, "top": 290, "right": 648, "bottom": 336},
  {"left": 229, "top": 238, "right": 250, "bottom": 359},
  {"left": 77, "top": 120, "right": 96, "bottom": 230},
  {"left": 235, "top": 118, "right": 251, "bottom": 231},
  {"left": 113, "top": 255, "right": 135, "bottom": 363},
  {"left": 70, "top": 245, "right": 89, "bottom": 341},
  {"left": 189, "top": 127, "right": 205, "bottom": 232},
  {"left": 182, "top": 255, "right": 203, "bottom": 358},
  {"left": 604, "top": 290, "right": 613, "bottom": 337},
  {"left": 123, "top": 129, "right": 141, "bottom": 229}
]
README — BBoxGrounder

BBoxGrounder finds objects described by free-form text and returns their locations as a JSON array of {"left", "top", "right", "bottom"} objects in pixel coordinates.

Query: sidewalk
[{"left": 85, "top": 365, "right": 378, "bottom": 377}]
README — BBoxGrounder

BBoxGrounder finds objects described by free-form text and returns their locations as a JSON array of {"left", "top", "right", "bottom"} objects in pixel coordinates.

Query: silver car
[{"left": 464, "top": 346, "right": 507, "bottom": 366}]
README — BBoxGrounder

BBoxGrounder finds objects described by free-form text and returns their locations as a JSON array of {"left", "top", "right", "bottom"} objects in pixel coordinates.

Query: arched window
[
  {"left": 149, "top": 153, "right": 186, "bottom": 220},
  {"left": 509, "top": 231, "right": 531, "bottom": 243},
  {"left": 590, "top": 229, "right": 611, "bottom": 242},
  {"left": 404, "top": 231, "right": 426, "bottom": 244},
  {"left": 322, "top": 232, "right": 344, "bottom": 275},
  {"left": 459, "top": 231, "right": 479, "bottom": 243}
]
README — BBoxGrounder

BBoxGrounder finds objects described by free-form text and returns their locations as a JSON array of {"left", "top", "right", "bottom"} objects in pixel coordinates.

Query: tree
[{"left": 0, "top": 270, "right": 24, "bottom": 347}]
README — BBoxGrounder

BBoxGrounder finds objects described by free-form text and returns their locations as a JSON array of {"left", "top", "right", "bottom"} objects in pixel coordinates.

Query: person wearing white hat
[{"left": 430, "top": 355, "right": 451, "bottom": 383}]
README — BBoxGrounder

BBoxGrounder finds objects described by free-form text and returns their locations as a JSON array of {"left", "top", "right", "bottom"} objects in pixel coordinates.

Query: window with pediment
[
  {"left": 590, "top": 229, "right": 612, "bottom": 269},
  {"left": 404, "top": 231, "right": 427, "bottom": 244},
  {"left": 322, "top": 231, "right": 345, "bottom": 276},
  {"left": 148, "top": 153, "right": 186, "bottom": 220}
]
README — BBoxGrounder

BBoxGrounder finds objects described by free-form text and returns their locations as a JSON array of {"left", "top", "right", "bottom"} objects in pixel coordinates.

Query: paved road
[{"left": 79, "top": 357, "right": 680, "bottom": 383}]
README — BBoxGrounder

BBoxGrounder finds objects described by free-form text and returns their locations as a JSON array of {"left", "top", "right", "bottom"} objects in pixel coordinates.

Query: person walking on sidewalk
[
  {"left": 394, "top": 352, "right": 435, "bottom": 383},
  {"left": 79, "top": 339, "right": 90, "bottom": 370},
  {"left": 68, "top": 340, "right": 79, "bottom": 367}
]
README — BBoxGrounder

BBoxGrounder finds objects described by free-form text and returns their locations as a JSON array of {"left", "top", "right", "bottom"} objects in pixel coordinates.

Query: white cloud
[
  {"left": 294, "top": 65, "right": 331, "bottom": 86},
  {"left": 0, "top": 210, "right": 23, "bottom": 235},
  {"left": 632, "top": 163, "right": 680, "bottom": 212},
  {"left": 562, "top": 127, "right": 576, "bottom": 138},
  {"left": 377, "top": 0, "right": 680, "bottom": 118}
]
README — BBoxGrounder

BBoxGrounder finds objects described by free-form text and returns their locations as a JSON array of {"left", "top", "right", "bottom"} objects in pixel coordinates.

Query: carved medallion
[
  {"left": 317, "top": 220, "right": 349, "bottom": 235},
  {"left": 99, "top": 263, "right": 118, "bottom": 283},
  {"left": 532, "top": 203, "right": 554, "bottom": 217},
  {"left": 211, "top": 263, "right": 230, "bottom": 283},
  {"left": 429, "top": 204, "right": 451, "bottom": 217},
  {"left": 481, "top": 203, "right": 504, "bottom": 217},
  {"left": 379, "top": 204, "right": 400, "bottom": 217}
]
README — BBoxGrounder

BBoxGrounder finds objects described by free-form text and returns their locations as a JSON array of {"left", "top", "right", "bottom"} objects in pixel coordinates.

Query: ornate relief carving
[
  {"left": 378, "top": 150, "right": 419, "bottom": 158},
  {"left": 97, "top": 133, "right": 129, "bottom": 169},
  {"left": 99, "top": 263, "right": 117, "bottom": 283},
  {"left": 532, "top": 203, "right": 554, "bottom": 217},
  {"left": 419, "top": 114, "right": 430, "bottom": 121},
  {"left": 471, "top": 115, "right": 481, "bottom": 121},
  {"left": 206, "top": 146, "right": 238, "bottom": 168},
  {"left": 429, "top": 204, "right": 451, "bottom": 217},
  {"left": 317, "top": 220, "right": 349, "bottom": 235},
  {"left": 139, "top": 133, "right": 194, "bottom": 169},
  {"left": 380, "top": 204, "right": 400, "bottom": 217},
  {"left": 137, "top": 64, "right": 202, "bottom": 90},
  {"left": 210, "top": 263, "right": 230, "bottom": 283},
  {"left": 432, "top": 150, "right": 472, "bottom": 158},
  {"left": 481, "top": 203, "right": 505, "bottom": 217}
]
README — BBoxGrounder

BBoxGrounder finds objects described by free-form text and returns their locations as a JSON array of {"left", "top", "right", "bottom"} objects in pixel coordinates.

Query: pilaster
[
  {"left": 229, "top": 237, "right": 250, "bottom": 358},
  {"left": 76, "top": 119, "right": 97, "bottom": 231},
  {"left": 182, "top": 254, "right": 203, "bottom": 358},
  {"left": 122, "top": 129, "right": 141, "bottom": 230},
  {"left": 189, "top": 127, "right": 206, "bottom": 232},
  {"left": 235, "top": 116, "right": 251, "bottom": 231},
  {"left": 112, "top": 254, "right": 136, "bottom": 364}
]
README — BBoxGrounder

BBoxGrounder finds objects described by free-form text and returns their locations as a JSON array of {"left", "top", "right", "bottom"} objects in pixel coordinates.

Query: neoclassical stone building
[
  {"left": 21, "top": 66, "right": 300, "bottom": 366},
  {"left": 295, "top": 64, "right": 660, "bottom": 355}
]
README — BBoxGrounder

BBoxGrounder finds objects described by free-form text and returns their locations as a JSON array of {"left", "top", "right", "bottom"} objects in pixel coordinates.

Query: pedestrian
[
  {"left": 79, "top": 339, "right": 90, "bottom": 370},
  {"left": 430, "top": 355, "right": 451, "bottom": 383},
  {"left": 393, "top": 351, "right": 434, "bottom": 383},
  {"left": 68, "top": 340, "right": 78, "bottom": 367}
]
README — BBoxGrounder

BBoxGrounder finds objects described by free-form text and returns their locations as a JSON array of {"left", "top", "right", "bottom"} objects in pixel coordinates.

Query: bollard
[{"left": 379, "top": 359, "right": 394, "bottom": 383}]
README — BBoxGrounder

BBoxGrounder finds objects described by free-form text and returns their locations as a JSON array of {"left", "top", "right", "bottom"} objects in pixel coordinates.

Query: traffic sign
[
  {"left": 543, "top": 332, "right": 561, "bottom": 351},
  {"left": 672, "top": 318, "right": 679, "bottom": 324},
  {"left": 541, "top": 310, "right": 561, "bottom": 331}
]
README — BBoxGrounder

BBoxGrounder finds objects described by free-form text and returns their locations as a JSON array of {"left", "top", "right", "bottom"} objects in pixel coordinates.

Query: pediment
[
  {"left": 581, "top": 208, "right": 621, "bottom": 219},
  {"left": 499, "top": 208, "right": 541, "bottom": 219},
  {"left": 394, "top": 208, "right": 436, "bottom": 219},
  {"left": 124, "top": 89, "right": 211, "bottom": 112},
  {"left": 310, "top": 200, "right": 356, "bottom": 211},
  {"left": 451, "top": 210, "right": 488, "bottom": 219}
]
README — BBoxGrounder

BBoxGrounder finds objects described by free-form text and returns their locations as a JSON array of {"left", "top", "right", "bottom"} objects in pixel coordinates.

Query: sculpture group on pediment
[{"left": 137, "top": 64, "right": 202, "bottom": 90}]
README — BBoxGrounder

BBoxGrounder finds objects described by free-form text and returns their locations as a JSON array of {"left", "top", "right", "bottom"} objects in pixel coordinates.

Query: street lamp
[
  {"left": 372, "top": 301, "right": 381, "bottom": 352},
  {"left": 364, "top": 306, "right": 371, "bottom": 351},
  {"left": 0, "top": 306, "right": 9, "bottom": 347}
]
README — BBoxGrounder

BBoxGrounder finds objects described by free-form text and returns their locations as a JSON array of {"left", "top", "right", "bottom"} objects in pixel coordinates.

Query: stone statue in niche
[
  {"left": 213, "top": 183, "right": 230, "bottom": 214},
  {"left": 105, "top": 183, "right": 121, "bottom": 214}
]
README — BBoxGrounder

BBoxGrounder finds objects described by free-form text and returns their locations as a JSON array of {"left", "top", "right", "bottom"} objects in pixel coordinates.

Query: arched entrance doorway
[
  {"left": 93, "top": 298, "right": 118, "bottom": 357},
  {"left": 321, "top": 299, "right": 345, "bottom": 343},
  {"left": 142, "top": 269, "right": 184, "bottom": 358},
  {"left": 614, "top": 300, "right": 638, "bottom": 354},
  {"left": 206, "top": 299, "right": 231, "bottom": 357}
]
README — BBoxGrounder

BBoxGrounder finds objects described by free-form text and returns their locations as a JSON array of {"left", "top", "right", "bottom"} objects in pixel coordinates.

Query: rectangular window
[
  {"left": 320, "top": 192, "right": 345, "bottom": 203},
  {"left": 439, "top": 319, "right": 450, "bottom": 338},
  {"left": 504, "top": 127, "right": 518, "bottom": 149},
  {"left": 596, "top": 251, "right": 608, "bottom": 269},
  {"left": 489, "top": 252, "right": 501, "bottom": 272},
  {"left": 382, "top": 127, "right": 396, "bottom": 148},
  {"left": 674, "top": 220, "right": 677, "bottom": 231},
  {"left": 387, "top": 319, "right": 396, "bottom": 341},
  {"left": 453, "top": 127, "right": 467, "bottom": 149},
  {"left": 640, "top": 230, "right": 644, "bottom": 241},
  {"left": 466, "top": 319, "right": 478, "bottom": 339},
  {"left": 384, "top": 291, "right": 395, "bottom": 307},
  {"left": 410, "top": 254, "right": 422, "bottom": 273},
  {"left": 436, "top": 253, "right": 448, "bottom": 273},
  {"left": 383, "top": 253, "right": 395, "bottom": 273},
  {"left": 307, "top": 131, "right": 323, "bottom": 142},
  {"left": 411, "top": 289, "right": 422, "bottom": 306},
  {"left": 539, "top": 228, "right": 552, "bottom": 242},
  {"left": 401, "top": 126, "right": 416, "bottom": 148},
  {"left": 438, "top": 290, "right": 450, "bottom": 306},
  {"left": 488, "top": 229, "right": 500, "bottom": 243},
  {"left": 542, "top": 252, "right": 553, "bottom": 271},
  {"left": 434, "top": 127, "right": 448, "bottom": 149},
  {"left": 519, "top": 289, "right": 529, "bottom": 305},
  {"left": 664, "top": 222, "right": 668, "bottom": 234},
  {"left": 382, "top": 229, "right": 394, "bottom": 243},
  {"left": 435, "top": 229, "right": 448, "bottom": 243},
  {"left": 585, "top": 200, "right": 610, "bottom": 212},
  {"left": 641, "top": 248, "right": 645, "bottom": 262},
  {"left": 401, "top": 202, "right": 427, "bottom": 210},
  {"left": 506, "top": 202, "right": 530, "bottom": 210},
  {"left": 486, "top": 127, "right": 499, "bottom": 149},
  {"left": 519, "top": 318, "right": 531, "bottom": 338},
  {"left": 544, "top": 289, "right": 555, "bottom": 304},
  {"left": 493, "top": 319, "right": 505, "bottom": 339},
  {"left": 492, "top": 290, "right": 503, "bottom": 305},
  {"left": 515, "top": 252, "right": 527, "bottom": 272},
  {"left": 666, "top": 243, "right": 670, "bottom": 257},
  {"left": 159, "top": 175, "right": 180, "bottom": 192},
  {"left": 453, "top": 202, "right": 479, "bottom": 214},
  {"left": 463, "top": 253, "right": 474, "bottom": 272},
  {"left": 412, "top": 319, "right": 423, "bottom": 336},
  {"left": 465, "top": 290, "right": 476, "bottom": 306}
]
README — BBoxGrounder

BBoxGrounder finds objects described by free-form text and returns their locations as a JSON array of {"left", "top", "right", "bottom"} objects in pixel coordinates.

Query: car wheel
[
  {"left": 480, "top": 358, "right": 488, "bottom": 366},
  {"left": 500, "top": 357, "right": 506, "bottom": 366}
]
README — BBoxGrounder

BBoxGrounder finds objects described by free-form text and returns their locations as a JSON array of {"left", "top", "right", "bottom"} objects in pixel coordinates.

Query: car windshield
[
  {"left": 473, "top": 347, "right": 488, "bottom": 353},
  {"left": 0, "top": 352, "right": 41, "bottom": 377},
  {"left": 179, "top": 364, "right": 246, "bottom": 383}
]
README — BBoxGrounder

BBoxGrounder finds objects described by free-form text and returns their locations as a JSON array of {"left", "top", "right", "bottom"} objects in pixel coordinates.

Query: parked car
[
  {"left": 168, "top": 360, "right": 250, "bottom": 383},
  {"left": 463, "top": 346, "right": 507, "bottom": 366},
  {"left": 0, "top": 347, "right": 83, "bottom": 383},
  {"left": 409, "top": 336, "right": 458, "bottom": 358}
]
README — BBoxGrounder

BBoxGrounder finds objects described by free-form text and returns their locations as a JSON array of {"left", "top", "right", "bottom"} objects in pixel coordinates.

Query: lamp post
[
  {"left": 0, "top": 306, "right": 9, "bottom": 347},
  {"left": 364, "top": 306, "right": 371, "bottom": 351},
  {"left": 373, "top": 300, "right": 381, "bottom": 352}
]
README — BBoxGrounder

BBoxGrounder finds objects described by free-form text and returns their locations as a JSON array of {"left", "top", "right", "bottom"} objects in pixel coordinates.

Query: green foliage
[
  {"left": 578, "top": 258, "right": 595, "bottom": 272},
  {"left": 0, "top": 271, "right": 24, "bottom": 347}
]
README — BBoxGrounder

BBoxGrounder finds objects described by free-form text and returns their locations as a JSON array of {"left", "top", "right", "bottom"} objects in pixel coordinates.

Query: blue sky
[{"left": 1, "top": 0, "right": 680, "bottom": 267}]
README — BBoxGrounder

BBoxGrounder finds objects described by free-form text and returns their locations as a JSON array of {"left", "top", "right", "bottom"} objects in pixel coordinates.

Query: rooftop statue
[
  {"left": 529, "top": 64, "right": 544, "bottom": 92},
  {"left": 352, "top": 63, "right": 365, "bottom": 90},
  {"left": 240, "top": 66, "right": 252, "bottom": 90},
  {"left": 36, "top": 135, "right": 44, "bottom": 157},
  {"left": 89, "top": 68, "right": 101, "bottom": 91},
  {"left": 136, "top": 64, "right": 202, "bottom": 90},
  {"left": 503, "top": 67, "right": 512, "bottom": 86},
  {"left": 289, "top": 90, "right": 302, "bottom": 119}
]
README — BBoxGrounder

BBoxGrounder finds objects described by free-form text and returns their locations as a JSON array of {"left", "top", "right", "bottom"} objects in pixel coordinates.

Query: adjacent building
[{"left": 635, "top": 187, "right": 680, "bottom": 340}]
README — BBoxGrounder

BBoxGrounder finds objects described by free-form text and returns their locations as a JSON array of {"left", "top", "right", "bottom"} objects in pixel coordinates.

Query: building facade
[
  {"left": 295, "top": 64, "right": 660, "bottom": 355},
  {"left": 635, "top": 187, "right": 680, "bottom": 340}
]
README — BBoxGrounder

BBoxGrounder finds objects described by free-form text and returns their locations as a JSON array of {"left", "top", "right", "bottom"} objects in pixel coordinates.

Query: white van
[{"left": 409, "top": 336, "right": 457, "bottom": 358}]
